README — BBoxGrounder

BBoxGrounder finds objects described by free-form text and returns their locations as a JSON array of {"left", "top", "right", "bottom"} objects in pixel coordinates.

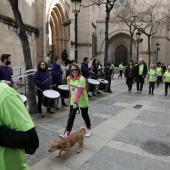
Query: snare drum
[
  {"left": 42, "top": 90, "right": 60, "bottom": 108},
  {"left": 88, "top": 79, "right": 100, "bottom": 92},
  {"left": 58, "top": 85, "right": 69, "bottom": 98},
  {"left": 98, "top": 79, "right": 108, "bottom": 91},
  {"left": 19, "top": 94, "right": 27, "bottom": 106}
]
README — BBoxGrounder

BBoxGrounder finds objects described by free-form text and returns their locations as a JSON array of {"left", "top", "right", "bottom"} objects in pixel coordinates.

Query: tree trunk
[
  {"left": 104, "top": 5, "right": 110, "bottom": 67},
  {"left": 8, "top": 0, "right": 37, "bottom": 114},
  {"left": 148, "top": 35, "right": 151, "bottom": 67},
  {"left": 130, "top": 33, "right": 133, "bottom": 60}
]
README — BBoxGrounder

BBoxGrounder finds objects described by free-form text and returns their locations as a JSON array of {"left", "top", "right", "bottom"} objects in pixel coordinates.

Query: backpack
[{"left": 67, "top": 75, "right": 88, "bottom": 92}]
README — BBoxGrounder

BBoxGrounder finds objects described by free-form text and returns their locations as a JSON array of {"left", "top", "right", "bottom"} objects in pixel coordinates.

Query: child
[{"left": 148, "top": 64, "right": 157, "bottom": 95}]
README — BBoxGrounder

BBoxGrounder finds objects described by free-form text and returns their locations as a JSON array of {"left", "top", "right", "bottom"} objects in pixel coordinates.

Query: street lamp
[
  {"left": 156, "top": 42, "right": 160, "bottom": 62},
  {"left": 71, "top": 0, "right": 82, "bottom": 63},
  {"left": 136, "top": 31, "right": 141, "bottom": 61}
]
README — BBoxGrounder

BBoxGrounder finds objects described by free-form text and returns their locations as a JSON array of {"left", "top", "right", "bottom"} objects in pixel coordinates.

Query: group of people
[{"left": 124, "top": 59, "right": 170, "bottom": 96}]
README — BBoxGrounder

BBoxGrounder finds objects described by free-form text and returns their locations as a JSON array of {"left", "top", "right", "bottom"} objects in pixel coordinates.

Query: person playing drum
[
  {"left": 90, "top": 59, "right": 102, "bottom": 95},
  {"left": 51, "top": 58, "right": 68, "bottom": 107},
  {"left": 60, "top": 64, "right": 92, "bottom": 138},
  {"left": 33, "top": 61, "right": 54, "bottom": 117}
]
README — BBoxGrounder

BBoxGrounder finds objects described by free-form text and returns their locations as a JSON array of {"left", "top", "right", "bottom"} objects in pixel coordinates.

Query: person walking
[
  {"left": 111, "top": 62, "right": 115, "bottom": 79},
  {"left": 118, "top": 62, "right": 123, "bottom": 79},
  {"left": 148, "top": 64, "right": 157, "bottom": 95},
  {"left": 0, "top": 83, "right": 39, "bottom": 170},
  {"left": 124, "top": 60, "right": 135, "bottom": 94},
  {"left": 33, "top": 61, "right": 54, "bottom": 117},
  {"left": 134, "top": 58, "right": 147, "bottom": 92},
  {"left": 104, "top": 63, "right": 113, "bottom": 93},
  {"left": 51, "top": 58, "right": 68, "bottom": 107},
  {"left": 163, "top": 65, "right": 170, "bottom": 96},
  {"left": 156, "top": 62, "right": 162, "bottom": 87},
  {"left": 60, "top": 64, "right": 92, "bottom": 138}
]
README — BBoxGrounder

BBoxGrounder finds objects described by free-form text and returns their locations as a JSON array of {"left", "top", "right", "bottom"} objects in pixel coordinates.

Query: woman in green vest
[
  {"left": 156, "top": 62, "right": 162, "bottom": 87},
  {"left": 163, "top": 65, "right": 170, "bottom": 96},
  {"left": 148, "top": 64, "right": 157, "bottom": 95}
]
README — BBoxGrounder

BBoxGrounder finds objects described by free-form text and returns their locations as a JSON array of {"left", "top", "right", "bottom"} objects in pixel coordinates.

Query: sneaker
[
  {"left": 85, "top": 130, "right": 92, "bottom": 137},
  {"left": 88, "top": 94, "right": 92, "bottom": 97},
  {"left": 47, "top": 109, "right": 55, "bottom": 114},
  {"left": 59, "top": 132, "right": 68, "bottom": 138},
  {"left": 97, "top": 91, "right": 102, "bottom": 94},
  {"left": 92, "top": 93, "right": 96, "bottom": 96},
  {"left": 61, "top": 103, "right": 68, "bottom": 107},
  {"left": 39, "top": 113, "right": 45, "bottom": 118},
  {"left": 129, "top": 91, "right": 131, "bottom": 94}
]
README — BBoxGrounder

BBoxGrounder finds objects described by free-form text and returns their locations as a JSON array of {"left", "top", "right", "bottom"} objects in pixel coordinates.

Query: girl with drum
[
  {"left": 90, "top": 59, "right": 102, "bottom": 95},
  {"left": 33, "top": 61, "right": 54, "bottom": 117},
  {"left": 60, "top": 64, "right": 92, "bottom": 138}
]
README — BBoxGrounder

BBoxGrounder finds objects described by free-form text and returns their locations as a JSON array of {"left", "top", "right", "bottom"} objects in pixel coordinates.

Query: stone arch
[{"left": 47, "top": 0, "right": 70, "bottom": 59}]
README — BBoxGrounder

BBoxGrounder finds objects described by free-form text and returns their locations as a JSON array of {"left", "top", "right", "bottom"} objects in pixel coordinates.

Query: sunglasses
[{"left": 71, "top": 69, "right": 78, "bottom": 72}]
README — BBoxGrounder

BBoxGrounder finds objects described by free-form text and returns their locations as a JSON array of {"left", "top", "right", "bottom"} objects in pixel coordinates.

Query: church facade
[{"left": 0, "top": 0, "right": 170, "bottom": 68}]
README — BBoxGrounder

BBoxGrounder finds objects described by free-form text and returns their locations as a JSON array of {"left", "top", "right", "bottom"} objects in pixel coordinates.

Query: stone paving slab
[{"left": 79, "top": 146, "right": 170, "bottom": 170}]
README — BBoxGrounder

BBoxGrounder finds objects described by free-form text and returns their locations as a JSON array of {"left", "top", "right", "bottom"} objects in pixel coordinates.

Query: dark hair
[
  {"left": 92, "top": 59, "right": 99, "bottom": 66},
  {"left": 83, "top": 57, "right": 89, "bottom": 62},
  {"left": 69, "top": 64, "right": 81, "bottom": 77},
  {"left": 70, "top": 60, "right": 76, "bottom": 64},
  {"left": 37, "top": 61, "right": 48, "bottom": 70},
  {"left": 1, "top": 54, "right": 11, "bottom": 62},
  {"left": 107, "top": 63, "right": 111, "bottom": 66},
  {"left": 54, "top": 57, "right": 60, "bottom": 62}
]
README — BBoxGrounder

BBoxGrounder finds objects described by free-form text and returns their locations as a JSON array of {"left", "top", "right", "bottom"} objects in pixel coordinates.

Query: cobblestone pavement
[{"left": 28, "top": 74, "right": 170, "bottom": 170}]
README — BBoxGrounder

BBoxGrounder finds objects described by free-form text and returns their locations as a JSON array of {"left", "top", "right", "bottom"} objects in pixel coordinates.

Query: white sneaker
[
  {"left": 59, "top": 133, "right": 68, "bottom": 138},
  {"left": 85, "top": 130, "right": 92, "bottom": 137}
]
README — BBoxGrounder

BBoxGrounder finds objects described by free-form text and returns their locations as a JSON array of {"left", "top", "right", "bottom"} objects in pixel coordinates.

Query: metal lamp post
[
  {"left": 71, "top": 0, "right": 82, "bottom": 63},
  {"left": 136, "top": 31, "right": 141, "bottom": 61},
  {"left": 156, "top": 42, "right": 160, "bottom": 62}
]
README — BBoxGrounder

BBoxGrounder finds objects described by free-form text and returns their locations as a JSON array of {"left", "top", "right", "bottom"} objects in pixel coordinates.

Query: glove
[
  {"left": 73, "top": 102, "right": 78, "bottom": 109},
  {"left": 60, "top": 71, "right": 63, "bottom": 75}
]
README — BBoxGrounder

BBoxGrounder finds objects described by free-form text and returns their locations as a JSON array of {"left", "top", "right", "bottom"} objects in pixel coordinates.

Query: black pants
[
  {"left": 126, "top": 78, "right": 133, "bottom": 91},
  {"left": 0, "top": 126, "right": 39, "bottom": 155},
  {"left": 66, "top": 106, "right": 91, "bottom": 132},
  {"left": 165, "top": 82, "right": 170, "bottom": 95},
  {"left": 53, "top": 81, "right": 65, "bottom": 104},
  {"left": 157, "top": 76, "right": 162, "bottom": 85},
  {"left": 118, "top": 70, "right": 123, "bottom": 78},
  {"left": 105, "top": 77, "right": 111, "bottom": 91},
  {"left": 149, "top": 82, "right": 155, "bottom": 94},
  {"left": 136, "top": 76, "right": 144, "bottom": 91},
  {"left": 37, "top": 89, "right": 43, "bottom": 113}
]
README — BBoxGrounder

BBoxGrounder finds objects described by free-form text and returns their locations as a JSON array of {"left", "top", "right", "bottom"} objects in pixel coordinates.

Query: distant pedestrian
[
  {"left": 163, "top": 65, "right": 170, "bottom": 96},
  {"left": 124, "top": 60, "right": 135, "bottom": 93},
  {"left": 156, "top": 62, "right": 162, "bottom": 86},
  {"left": 134, "top": 58, "right": 147, "bottom": 92},
  {"left": 111, "top": 62, "right": 115, "bottom": 79},
  {"left": 104, "top": 63, "right": 113, "bottom": 93},
  {"left": 148, "top": 64, "right": 157, "bottom": 95},
  {"left": 118, "top": 62, "right": 123, "bottom": 78}
]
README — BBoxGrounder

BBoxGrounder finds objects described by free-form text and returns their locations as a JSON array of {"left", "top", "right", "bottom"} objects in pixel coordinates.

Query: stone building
[{"left": 0, "top": 0, "right": 170, "bottom": 69}]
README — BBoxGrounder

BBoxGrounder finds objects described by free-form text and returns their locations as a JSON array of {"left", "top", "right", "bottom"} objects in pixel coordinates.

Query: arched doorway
[
  {"left": 115, "top": 45, "right": 128, "bottom": 66},
  {"left": 49, "top": 4, "right": 69, "bottom": 60}
]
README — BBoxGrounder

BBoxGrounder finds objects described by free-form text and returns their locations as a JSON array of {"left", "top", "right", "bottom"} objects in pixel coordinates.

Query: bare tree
[
  {"left": 132, "top": 0, "right": 167, "bottom": 66},
  {"left": 8, "top": 0, "right": 37, "bottom": 114}
]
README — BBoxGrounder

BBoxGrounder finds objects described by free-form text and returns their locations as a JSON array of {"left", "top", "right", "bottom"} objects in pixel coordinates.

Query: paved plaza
[{"left": 27, "top": 75, "right": 170, "bottom": 170}]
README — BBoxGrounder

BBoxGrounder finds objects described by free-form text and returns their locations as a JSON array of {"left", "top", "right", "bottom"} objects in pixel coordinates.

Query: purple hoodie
[
  {"left": 33, "top": 70, "right": 51, "bottom": 89},
  {"left": 81, "top": 63, "right": 91, "bottom": 78},
  {"left": 51, "top": 64, "right": 63, "bottom": 83}
]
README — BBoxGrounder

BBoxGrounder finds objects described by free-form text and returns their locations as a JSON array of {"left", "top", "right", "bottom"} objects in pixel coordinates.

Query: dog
[{"left": 48, "top": 127, "right": 86, "bottom": 158}]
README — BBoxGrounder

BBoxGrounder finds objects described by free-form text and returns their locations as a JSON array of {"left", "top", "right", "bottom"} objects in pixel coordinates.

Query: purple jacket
[
  {"left": 0, "top": 65, "right": 13, "bottom": 82},
  {"left": 33, "top": 70, "right": 51, "bottom": 89},
  {"left": 81, "top": 63, "right": 91, "bottom": 78},
  {"left": 51, "top": 64, "right": 62, "bottom": 83},
  {"left": 91, "top": 64, "right": 99, "bottom": 79}
]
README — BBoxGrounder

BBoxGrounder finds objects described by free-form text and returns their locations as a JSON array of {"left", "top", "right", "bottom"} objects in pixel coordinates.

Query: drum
[
  {"left": 98, "top": 79, "right": 108, "bottom": 91},
  {"left": 58, "top": 85, "right": 69, "bottom": 98},
  {"left": 88, "top": 79, "right": 100, "bottom": 92},
  {"left": 42, "top": 90, "right": 60, "bottom": 108},
  {"left": 19, "top": 94, "right": 27, "bottom": 106}
]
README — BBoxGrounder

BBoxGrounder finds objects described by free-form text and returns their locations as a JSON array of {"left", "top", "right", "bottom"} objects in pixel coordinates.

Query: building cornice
[{"left": 0, "top": 14, "right": 39, "bottom": 37}]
